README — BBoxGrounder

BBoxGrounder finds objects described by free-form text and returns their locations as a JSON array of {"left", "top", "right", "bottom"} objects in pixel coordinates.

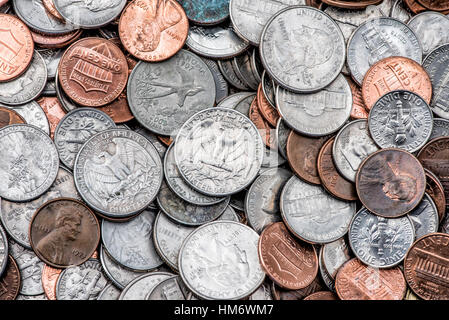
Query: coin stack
[{"left": 0, "top": 0, "right": 448, "bottom": 301}]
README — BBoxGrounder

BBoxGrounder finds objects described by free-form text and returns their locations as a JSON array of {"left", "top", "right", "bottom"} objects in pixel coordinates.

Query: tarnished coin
[
  {"left": 333, "top": 120, "right": 379, "bottom": 182},
  {"left": 127, "top": 50, "right": 215, "bottom": 136},
  {"left": 0, "top": 107, "right": 25, "bottom": 129},
  {"left": 177, "top": 0, "right": 229, "bottom": 25},
  {"left": 29, "top": 198, "right": 100, "bottom": 268},
  {"left": 271, "top": 276, "right": 325, "bottom": 300},
  {"left": 0, "top": 256, "right": 20, "bottom": 300},
  {"left": 37, "top": 97, "right": 66, "bottom": 140},
  {"left": 347, "top": 17, "right": 422, "bottom": 85},
  {"left": 404, "top": 233, "right": 449, "bottom": 300},
  {"left": 175, "top": 108, "right": 264, "bottom": 197},
  {"left": 218, "top": 59, "right": 250, "bottom": 90},
  {"left": 348, "top": 207, "right": 415, "bottom": 268},
  {"left": 260, "top": 6, "right": 345, "bottom": 93},
  {"left": 368, "top": 90, "right": 433, "bottom": 153},
  {"left": 41, "top": 264, "right": 61, "bottom": 300},
  {"left": 259, "top": 222, "right": 318, "bottom": 290},
  {"left": 321, "top": 237, "right": 352, "bottom": 280},
  {"left": 335, "top": 258, "right": 406, "bottom": 300},
  {"left": 0, "top": 124, "right": 58, "bottom": 202},
  {"left": 0, "top": 225, "right": 7, "bottom": 278},
  {"left": 0, "top": 50, "right": 47, "bottom": 105},
  {"left": 5, "top": 101, "right": 51, "bottom": 135},
  {"left": 179, "top": 221, "right": 265, "bottom": 300},
  {"left": 280, "top": 175, "right": 356, "bottom": 244},
  {"left": 56, "top": 259, "right": 108, "bottom": 300},
  {"left": 303, "top": 291, "right": 338, "bottom": 300},
  {"left": 425, "top": 169, "right": 446, "bottom": 221},
  {"left": 230, "top": 0, "right": 306, "bottom": 46},
  {"left": 97, "top": 283, "right": 121, "bottom": 300},
  {"left": 74, "top": 129, "right": 163, "bottom": 219},
  {"left": 416, "top": 0, "right": 449, "bottom": 11},
  {"left": 146, "top": 275, "right": 190, "bottom": 300},
  {"left": 357, "top": 148, "right": 426, "bottom": 218},
  {"left": 102, "top": 209, "right": 163, "bottom": 272},
  {"left": 277, "top": 74, "right": 352, "bottom": 136},
  {"left": 119, "top": 272, "right": 174, "bottom": 300},
  {"left": 201, "top": 57, "right": 228, "bottom": 104},
  {"left": 119, "top": 0, "right": 188, "bottom": 62},
  {"left": 54, "top": 108, "right": 116, "bottom": 169},
  {"left": 430, "top": 118, "right": 449, "bottom": 140},
  {"left": 408, "top": 193, "right": 439, "bottom": 240}
]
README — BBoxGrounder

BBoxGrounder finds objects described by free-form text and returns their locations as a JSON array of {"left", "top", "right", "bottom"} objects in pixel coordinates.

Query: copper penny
[
  {"left": 362, "top": 56, "right": 432, "bottom": 110},
  {"left": 42, "top": 0, "right": 64, "bottom": 21},
  {"left": 404, "top": 232, "right": 449, "bottom": 300},
  {"left": 356, "top": 148, "right": 426, "bottom": 218},
  {"left": 0, "top": 106, "right": 26, "bottom": 129},
  {"left": 29, "top": 198, "right": 101, "bottom": 269},
  {"left": 303, "top": 291, "right": 338, "bottom": 300},
  {"left": 320, "top": 0, "right": 383, "bottom": 8},
  {"left": 58, "top": 37, "right": 128, "bottom": 107},
  {"left": 317, "top": 137, "right": 358, "bottom": 201},
  {"left": 271, "top": 276, "right": 325, "bottom": 300},
  {"left": 0, "top": 14, "right": 34, "bottom": 82},
  {"left": 404, "top": 0, "right": 427, "bottom": 13},
  {"left": 286, "top": 130, "right": 332, "bottom": 185},
  {"left": 425, "top": 169, "right": 446, "bottom": 222},
  {"left": 41, "top": 264, "right": 61, "bottom": 300},
  {"left": 0, "top": 255, "right": 20, "bottom": 300},
  {"left": 31, "top": 29, "right": 83, "bottom": 49},
  {"left": 249, "top": 96, "right": 275, "bottom": 149},
  {"left": 417, "top": 0, "right": 449, "bottom": 11},
  {"left": 0, "top": 1, "right": 8, "bottom": 6},
  {"left": 37, "top": 97, "right": 66, "bottom": 139},
  {"left": 257, "top": 83, "right": 279, "bottom": 127},
  {"left": 336, "top": 258, "right": 406, "bottom": 300},
  {"left": 258, "top": 222, "right": 318, "bottom": 290},
  {"left": 305, "top": 0, "right": 322, "bottom": 8},
  {"left": 158, "top": 135, "right": 173, "bottom": 147},
  {"left": 97, "top": 90, "right": 134, "bottom": 124},
  {"left": 347, "top": 76, "right": 368, "bottom": 120},
  {"left": 119, "top": 0, "right": 189, "bottom": 62}
]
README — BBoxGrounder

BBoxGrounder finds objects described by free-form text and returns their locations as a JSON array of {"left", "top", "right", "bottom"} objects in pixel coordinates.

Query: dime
[
  {"left": 127, "top": 50, "right": 215, "bottom": 136},
  {"left": 335, "top": 258, "right": 406, "bottom": 300},
  {"left": 317, "top": 138, "right": 358, "bottom": 201},
  {"left": 347, "top": 17, "right": 422, "bottom": 85},
  {"left": 245, "top": 168, "right": 292, "bottom": 234},
  {"left": 277, "top": 74, "right": 352, "bottom": 136},
  {"left": 303, "top": 291, "right": 338, "bottom": 300},
  {"left": 146, "top": 275, "right": 190, "bottom": 300},
  {"left": 408, "top": 12, "right": 449, "bottom": 57},
  {"left": 119, "top": 0, "right": 188, "bottom": 62},
  {"left": 179, "top": 221, "right": 265, "bottom": 300},
  {"left": 58, "top": 37, "right": 128, "bottom": 107},
  {"left": 368, "top": 90, "right": 433, "bottom": 153},
  {"left": 280, "top": 175, "right": 356, "bottom": 244},
  {"left": 275, "top": 119, "right": 290, "bottom": 160},
  {"left": 0, "top": 225, "right": 7, "bottom": 278},
  {"left": 347, "top": 76, "right": 369, "bottom": 120},
  {"left": 29, "top": 198, "right": 100, "bottom": 268},
  {"left": 0, "top": 256, "right": 20, "bottom": 300},
  {"left": 0, "top": 124, "right": 58, "bottom": 202},
  {"left": 259, "top": 222, "right": 318, "bottom": 290},
  {"left": 54, "top": 108, "right": 116, "bottom": 169},
  {"left": 321, "top": 237, "right": 352, "bottom": 280},
  {"left": 362, "top": 57, "right": 432, "bottom": 110},
  {"left": 271, "top": 276, "right": 325, "bottom": 300},
  {"left": 175, "top": 108, "right": 264, "bottom": 197},
  {"left": 408, "top": 193, "right": 439, "bottom": 240},
  {"left": 97, "top": 283, "right": 121, "bottom": 300},
  {"left": 257, "top": 84, "right": 279, "bottom": 127},
  {"left": 404, "top": 233, "right": 449, "bottom": 300},
  {"left": 0, "top": 107, "right": 25, "bottom": 129},
  {"left": 177, "top": 0, "right": 229, "bottom": 25},
  {"left": 261, "top": 6, "right": 345, "bottom": 93},
  {"left": 201, "top": 57, "right": 228, "bottom": 104},
  {"left": 119, "top": 272, "right": 174, "bottom": 300},
  {"left": 102, "top": 209, "right": 163, "bottom": 272},
  {"left": 425, "top": 169, "right": 446, "bottom": 221},
  {"left": 74, "top": 129, "right": 163, "bottom": 219},
  {"left": 348, "top": 207, "right": 415, "bottom": 268},
  {"left": 0, "top": 51, "right": 47, "bottom": 105},
  {"left": 5, "top": 101, "right": 51, "bottom": 135},
  {"left": 430, "top": 118, "right": 449, "bottom": 140},
  {"left": 332, "top": 120, "right": 379, "bottom": 182},
  {"left": 230, "top": 0, "right": 306, "bottom": 46},
  {"left": 56, "top": 259, "right": 108, "bottom": 300},
  {"left": 218, "top": 59, "right": 250, "bottom": 90},
  {"left": 41, "top": 264, "right": 61, "bottom": 300}
]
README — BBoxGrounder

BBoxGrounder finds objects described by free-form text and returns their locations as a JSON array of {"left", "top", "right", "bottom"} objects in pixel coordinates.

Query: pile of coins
[{"left": 1, "top": 0, "right": 449, "bottom": 301}]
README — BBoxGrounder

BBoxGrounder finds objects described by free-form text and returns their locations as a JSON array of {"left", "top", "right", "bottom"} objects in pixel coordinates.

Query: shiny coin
[
  {"left": 321, "top": 237, "right": 352, "bottom": 280},
  {"left": 408, "top": 193, "right": 439, "bottom": 239},
  {"left": 146, "top": 275, "right": 190, "bottom": 300},
  {"left": 119, "top": 272, "right": 174, "bottom": 300},
  {"left": 41, "top": 264, "right": 61, "bottom": 300},
  {"left": 38, "top": 49, "right": 63, "bottom": 80},
  {"left": 201, "top": 57, "right": 228, "bottom": 104},
  {"left": 97, "top": 283, "right": 121, "bottom": 300},
  {"left": 37, "top": 96, "right": 66, "bottom": 140},
  {"left": 257, "top": 84, "right": 279, "bottom": 127},
  {"left": 347, "top": 76, "right": 369, "bottom": 120},
  {"left": 217, "top": 92, "right": 255, "bottom": 109},
  {"left": 249, "top": 97, "right": 275, "bottom": 149},
  {"left": 5, "top": 101, "right": 51, "bottom": 135},
  {"left": 177, "top": 0, "right": 229, "bottom": 25},
  {"left": 218, "top": 59, "right": 250, "bottom": 90}
]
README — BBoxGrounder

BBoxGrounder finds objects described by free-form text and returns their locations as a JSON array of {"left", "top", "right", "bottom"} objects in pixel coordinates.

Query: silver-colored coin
[
  {"left": 230, "top": 0, "right": 306, "bottom": 46},
  {"left": 4, "top": 101, "right": 50, "bottom": 135},
  {"left": 133, "top": 125, "right": 167, "bottom": 160},
  {"left": 230, "top": 189, "right": 246, "bottom": 211},
  {"left": 217, "top": 92, "right": 255, "bottom": 109},
  {"left": 175, "top": 108, "right": 264, "bottom": 196},
  {"left": 233, "top": 94, "right": 256, "bottom": 117},
  {"left": 98, "top": 24, "right": 118, "bottom": 39},
  {"left": 42, "top": 81, "right": 56, "bottom": 96},
  {"left": 146, "top": 276, "right": 190, "bottom": 300},
  {"left": 16, "top": 294, "right": 47, "bottom": 300},
  {"left": 280, "top": 175, "right": 356, "bottom": 244},
  {"left": 0, "top": 124, "right": 58, "bottom": 202},
  {"left": 53, "top": 0, "right": 127, "bottom": 29},
  {"left": 97, "top": 283, "right": 121, "bottom": 300},
  {"left": 245, "top": 168, "right": 292, "bottom": 234},
  {"left": 260, "top": 6, "right": 345, "bottom": 93},
  {"left": 262, "top": 71, "right": 276, "bottom": 109},
  {"left": 55, "top": 69, "right": 77, "bottom": 113},
  {"left": 54, "top": 108, "right": 116, "bottom": 169},
  {"left": 318, "top": 246, "right": 335, "bottom": 292},
  {"left": 0, "top": 51, "right": 47, "bottom": 106},
  {"left": 0, "top": 167, "right": 79, "bottom": 249},
  {"left": 0, "top": 224, "right": 8, "bottom": 279},
  {"left": 12, "top": 0, "right": 77, "bottom": 34},
  {"left": 276, "top": 74, "right": 352, "bottom": 136},
  {"left": 233, "top": 52, "right": 259, "bottom": 91},
  {"left": 407, "top": 193, "right": 439, "bottom": 240},
  {"left": 332, "top": 119, "right": 379, "bottom": 182},
  {"left": 321, "top": 237, "right": 352, "bottom": 280},
  {"left": 74, "top": 129, "right": 163, "bottom": 218},
  {"left": 250, "top": 48, "right": 263, "bottom": 84},
  {"left": 186, "top": 23, "right": 250, "bottom": 59},
  {"left": 153, "top": 207, "right": 239, "bottom": 271},
  {"left": 201, "top": 57, "right": 229, "bottom": 104},
  {"left": 56, "top": 259, "right": 109, "bottom": 300},
  {"left": 348, "top": 207, "right": 415, "bottom": 268},
  {"left": 164, "top": 143, "right": 224, "bottom": 206},
  {"left": 249, "top": 282, "right": 273, "bottom": 300},
  {"left": 275, "top": 118, "right": 290, "bottom": 160},
  {"left": 423, "top": 44, "right": 449, "bottom": 120},
  {"left": 430, "top": 118, "right": 449, "bottom": 140},
  {"left": 368, "top": 90, "right": 433, "bottom": 153},
  {"left": 218, "top": 59, "right": 250, "bottom": 90},
  {"left": 8, "top": 240, "right": 44, "bottom": 296},
  {"left": 347, "top": 17, "right": 422, "bottom": 85},
  {"left": 408, "top": 12, "right": 449, "bottom": 57},
  {"left": 37, "top": 49, "right": 64, "bottom": 80},
  {"left": 119, "top": 272, "right": 174, "bottom": 300},
  {"left": 157, "top": 180, "right": 230, "bottom": 226},
  {"left": 101, "top": 209, "right": 164, "bottom": 272},
  {"left": 391, "top": 0, "right": 413, "bottom": 23},
  {"left": 261, "top": 146, "right": 286, "bottom": 168},
  {"left": 127, "top": 50, "right": 216, "bottom": 136},
  {"left": 178, "top": 221, "right": 265, "bottom": 300}
]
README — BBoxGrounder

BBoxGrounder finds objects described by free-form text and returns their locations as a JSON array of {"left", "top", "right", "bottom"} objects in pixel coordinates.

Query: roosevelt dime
[{"left": 430, "top": 118, "right": 449, "bottom": 140}]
